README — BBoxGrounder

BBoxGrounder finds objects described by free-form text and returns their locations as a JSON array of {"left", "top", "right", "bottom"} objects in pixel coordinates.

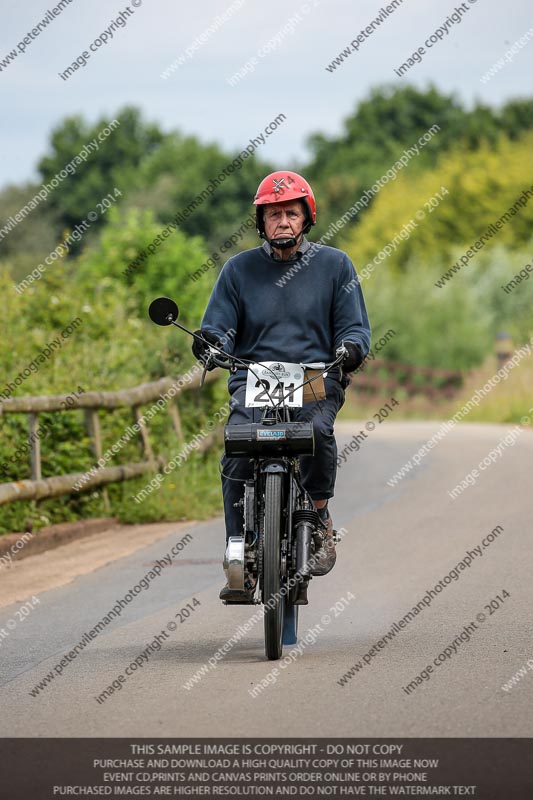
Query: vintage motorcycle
[{"left": 149, "top": 297, "right": 346, "bottom": 660}]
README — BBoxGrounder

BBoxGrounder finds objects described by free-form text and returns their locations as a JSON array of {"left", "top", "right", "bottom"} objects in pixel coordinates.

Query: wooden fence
[
  {"left": 0, "top": 357, "right": 464, "bottom": 508},
  {"left": 0, "top": 370, "right": 219, "bottom": 507},
  {"left": 351, "top": 358, "right": 463, "bottom": 399}
]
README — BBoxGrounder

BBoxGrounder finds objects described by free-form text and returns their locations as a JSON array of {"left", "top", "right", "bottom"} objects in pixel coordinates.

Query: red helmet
[{"left": 253, "top": 170, "right": 317, "bottom": 237}]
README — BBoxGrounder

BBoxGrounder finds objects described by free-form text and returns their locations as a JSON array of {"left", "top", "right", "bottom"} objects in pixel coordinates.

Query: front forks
[{"left": 225, "top": 462, "right": 320, "bottom": 596}]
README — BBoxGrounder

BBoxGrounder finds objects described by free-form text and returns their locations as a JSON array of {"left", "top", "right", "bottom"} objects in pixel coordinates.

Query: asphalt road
[{"left": 0, "top": 421, "right": 531, "bottom": 737}]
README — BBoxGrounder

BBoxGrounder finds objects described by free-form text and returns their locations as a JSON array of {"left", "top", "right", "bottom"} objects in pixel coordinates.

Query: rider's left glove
[{"left": 342, "top": 342, "right": 364, "bottom": 373}]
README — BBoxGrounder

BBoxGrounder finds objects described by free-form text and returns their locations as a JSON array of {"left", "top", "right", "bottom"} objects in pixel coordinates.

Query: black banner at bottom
[{"left": 1, "top": 738, "right": 531, "bottom": 799}]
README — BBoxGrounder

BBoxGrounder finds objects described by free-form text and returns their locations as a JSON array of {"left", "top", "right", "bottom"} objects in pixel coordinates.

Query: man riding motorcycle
[{"left": 192, "top": 170, "right": 371, "bottom": 602}]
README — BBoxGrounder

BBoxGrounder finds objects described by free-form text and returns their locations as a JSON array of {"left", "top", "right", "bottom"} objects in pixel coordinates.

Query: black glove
[
  {"left": 191, "top": 329, "right": 222, "bottom": 370},
  {"left": 342, "top": 342, "right": 364, "bottom": 373}
]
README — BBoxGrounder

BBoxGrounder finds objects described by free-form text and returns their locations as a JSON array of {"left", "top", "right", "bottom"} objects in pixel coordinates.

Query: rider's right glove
[
  {"left": 191, "top": 329, "right": 222, "bottom": 371},
  {"left": 342, "top": 342, "right": 364, "bottom": 373}
]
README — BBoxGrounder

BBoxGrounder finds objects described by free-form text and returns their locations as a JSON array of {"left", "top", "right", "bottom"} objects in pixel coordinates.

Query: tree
[
  {"left": 0, "top": 182, "right": 57, "bottom": 279},
  {"left": 305, "top": 85, "right": 533, "bottom": 238},
  {"left": 498, "top": 98, "right": 533, "bottom": 139},
  {"left": 37, "top": 107, "right": 165, "bottom": 235},
  {"left": 131, "top": 133, "right": 272, "bottom": 250},
  {"left": 76, "top": 206, "right": 213, "bottom": 332},
  {"left": 341, "top": 132, "right": 533, "bottom": 271}
]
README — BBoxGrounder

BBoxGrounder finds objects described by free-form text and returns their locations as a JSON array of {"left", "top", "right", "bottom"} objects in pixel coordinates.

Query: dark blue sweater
[{"left": 201, "top": 240, "right": 371, "bottom": 364}]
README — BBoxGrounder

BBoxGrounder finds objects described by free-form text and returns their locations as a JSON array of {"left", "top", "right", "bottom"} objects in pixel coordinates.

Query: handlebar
[
  {"left": 205, "top": 346, "right": 347, "bottom": 375},
  {"left": 207, "top": 348, "right": 235, "bottom": 370},
  {"left": 203, "top": 344, "right": 348, "bottom": 410},
  {"left": 147, "top": 296, "right": 350, "bottom": 409}
]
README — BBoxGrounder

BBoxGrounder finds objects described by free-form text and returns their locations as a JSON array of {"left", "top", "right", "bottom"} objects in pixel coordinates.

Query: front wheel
[{"left": 263, "top": 472, "right": 284, "bottom": 660}]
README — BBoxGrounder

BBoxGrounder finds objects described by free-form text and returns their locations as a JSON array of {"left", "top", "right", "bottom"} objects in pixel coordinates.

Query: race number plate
[{"left": 245, "top": 362, "right": 304, "bottom": 408}]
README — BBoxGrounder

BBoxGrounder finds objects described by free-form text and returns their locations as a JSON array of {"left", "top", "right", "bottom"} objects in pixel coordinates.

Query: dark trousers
[{"left": 220, "top": 374, "right": 346, "bottom": 541}]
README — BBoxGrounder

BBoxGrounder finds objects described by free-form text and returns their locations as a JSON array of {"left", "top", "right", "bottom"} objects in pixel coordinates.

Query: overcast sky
[{"left": 1, "top": 0, "right": 532, "bottom": 190}]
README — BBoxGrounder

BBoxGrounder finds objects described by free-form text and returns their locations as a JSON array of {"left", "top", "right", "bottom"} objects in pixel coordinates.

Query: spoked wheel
[{"left": 262, "top": 472, "right": 284, "bottom": 660}]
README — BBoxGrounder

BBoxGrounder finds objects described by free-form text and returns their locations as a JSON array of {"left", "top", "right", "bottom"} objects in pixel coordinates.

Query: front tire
[
  {"left": 263, "top": 472, "right": 284, "bottom": 660},
  {"left": 282, "top": 598, "right": 299, "bottom": 646}
]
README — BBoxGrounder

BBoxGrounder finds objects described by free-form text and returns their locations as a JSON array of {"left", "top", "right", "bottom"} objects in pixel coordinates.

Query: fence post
[
  {"left": 29, "top": 413, "right": 41, "bottom": 481},
  {"left": 132, "top": 406, "right": 155, "bottom": 460},
  {"left": 84, "top": 408, "right": 110, "bottom": 511},
  {"left": 167, "top": 402, "right": 185, "bottom": 444}
]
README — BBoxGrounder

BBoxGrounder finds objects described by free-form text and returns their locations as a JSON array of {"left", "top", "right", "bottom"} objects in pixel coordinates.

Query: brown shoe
[
  {"left": 310, "top": 533, "right": 336, "bottom": 576},
  {"left": 310, "top": 508, "right": 337, "bottom": 576}
]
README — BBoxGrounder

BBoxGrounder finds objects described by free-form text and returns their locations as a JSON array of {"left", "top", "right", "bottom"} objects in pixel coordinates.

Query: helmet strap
[{"left": 267, "top": 229, "right": 305, "bottom": 250}]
